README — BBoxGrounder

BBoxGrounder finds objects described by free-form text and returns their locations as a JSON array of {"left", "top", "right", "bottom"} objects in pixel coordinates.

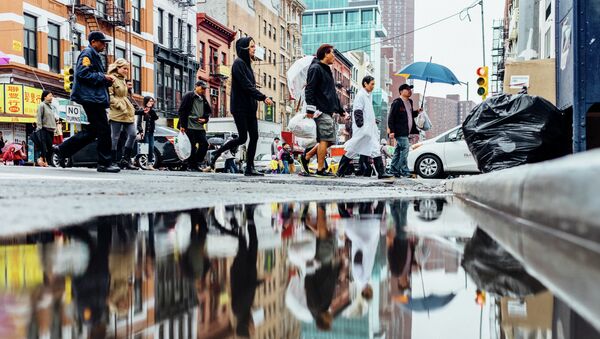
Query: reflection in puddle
[{"left": 0, "top": 198, "right": 597, "bottom": 339}]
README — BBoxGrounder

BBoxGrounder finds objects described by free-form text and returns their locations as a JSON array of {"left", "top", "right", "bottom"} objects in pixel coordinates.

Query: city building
[
  {"left": 277, "top": 0, "right": 306, "bottom": 128},
  {"left": 196, "top": 13, "right": 236, "bottom": 118},
  {"left": 344, "top": 50, "right": 374, "bottom": 103},
  {"left": 0, "top": 0, "right": 154, "bottom": 144},
  {"left": 457, "top": 100, "right": 476, "bottom": 125},
  {"left": 332, "top": 49, "right": 352, "bottom": 113},
  {"left": 197, "top": 0, "right": 283, "bottom": 122},
  {"left": 153, "top": 0, "right": 198, "bottom": 119},
  {"left": 423, "top": 95, "right": 459, "bottom": 138},
  {"left": 379, "top": 0, "right": 414, "bottom": 100}
]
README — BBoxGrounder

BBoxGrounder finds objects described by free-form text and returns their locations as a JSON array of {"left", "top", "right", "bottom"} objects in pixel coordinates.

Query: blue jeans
[
  {"left": 224, "top": 158, "right": 237, "bottom": 173},
  {"left": 282, "top": 160, "right": 290, "bottom": 174},
  {"left": 143, "top": 132, "right": 155, "bottom": 163},
  {"left": 391, "top": 136, "right": 410, "bottom": 176}
]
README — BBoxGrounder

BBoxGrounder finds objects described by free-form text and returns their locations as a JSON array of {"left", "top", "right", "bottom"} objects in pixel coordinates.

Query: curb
[{"left": 449, "top": 149, "right": 600, "bottom": 237}]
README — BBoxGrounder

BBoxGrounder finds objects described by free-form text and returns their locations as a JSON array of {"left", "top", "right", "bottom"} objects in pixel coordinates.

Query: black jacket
[
  {"left": 136, "top": 96, "right": 159, "bottom": 135},
  {"left": 305, "top": 58, "right": 343, "bottom": 115},
  {"left": 71, "top": 46, "right": 112, "bottom": 107},
  {"left": 177, "top": 91, "right": 211, "bottom": 129},
  {"left": 388, "top": 98, "right": 420, "bottom": 137},
  {"left": 230, "top": 37, "right": 267, "bottom": 115}
]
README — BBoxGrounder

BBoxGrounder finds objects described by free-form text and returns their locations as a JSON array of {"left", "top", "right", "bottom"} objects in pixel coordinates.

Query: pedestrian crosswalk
[{"left": 0, "top": 171, "right": 120, "bottom": 181}]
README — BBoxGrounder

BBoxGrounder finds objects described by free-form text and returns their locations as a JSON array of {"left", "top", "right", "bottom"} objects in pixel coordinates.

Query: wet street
[{"left": 1, "top": 196, "right": 599, "bottom": 339}]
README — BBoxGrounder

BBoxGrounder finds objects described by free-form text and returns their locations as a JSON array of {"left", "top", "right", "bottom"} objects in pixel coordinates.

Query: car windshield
[{"left": 155, "top": 126, "right": 178, "bottom": 136}]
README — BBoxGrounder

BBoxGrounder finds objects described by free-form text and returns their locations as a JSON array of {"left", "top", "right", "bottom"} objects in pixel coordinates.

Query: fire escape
[{"left": 491, "top": 19, "right": 507, "bottom": 95}]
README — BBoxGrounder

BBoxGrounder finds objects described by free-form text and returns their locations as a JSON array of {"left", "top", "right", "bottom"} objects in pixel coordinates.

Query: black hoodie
[
  {"left": 230, "top": 37, "right": 267, "bottom": 115},
  {"left": 305, "top": 58, "right": 343, "bottom": 115}
]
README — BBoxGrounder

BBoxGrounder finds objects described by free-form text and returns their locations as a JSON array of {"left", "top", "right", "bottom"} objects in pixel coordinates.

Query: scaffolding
[{"left": 491, "top": 19, "right": 506, "bottom": 95}]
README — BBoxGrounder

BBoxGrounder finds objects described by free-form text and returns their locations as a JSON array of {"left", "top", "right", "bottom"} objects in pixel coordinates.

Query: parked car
[
  {"left": 407, "top": 126, "right": 480, "bottom": 179},
  {"left": 51, "top": 126, "right": 182, "bottom": 169}
]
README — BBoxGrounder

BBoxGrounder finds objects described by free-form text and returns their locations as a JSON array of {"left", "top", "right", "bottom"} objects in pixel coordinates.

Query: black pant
[
  {"left": 58, "top": 103, "right": 112, "bottom": 167},
  {"left": 187, "top": 129, "right": 208, "bottom": 168},
  {"left": 213, "top": 112, "right": 258, "bottom": 171},
  {"left": 38, "top": 129, "right": 54, "bottom": 160}
]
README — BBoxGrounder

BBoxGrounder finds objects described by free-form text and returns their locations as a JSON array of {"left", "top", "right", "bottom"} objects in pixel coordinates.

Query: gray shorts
[{"left": 314, "top": 113, "right": 336, "bottom": 143}]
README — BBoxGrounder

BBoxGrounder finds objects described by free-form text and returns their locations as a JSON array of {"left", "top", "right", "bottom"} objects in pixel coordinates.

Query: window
[
  {"left": 273, "top": 27, "right": 276, "bottom": 42},
  {"left": 177, "top": 19, "right": 183, "bottom": 49},
  {"left": 174, "top": 67, "right": 182, "bottom": 106},
  {"left": 74, "top": 32, "right": 82, "bottom": 51},
  {"left": 23, "top": 14, "right": 37, "bottom": 67},
  {"left": 157, "top": 8, "right": 164, "bottom": 44},
  {"left": 132, "top": 0, "right": 141, "bottom": 33},
  {"left": 157, "top": 62, "right": 165, "bottom": 110},
  {"left": 209, "top": 47, "right": 218, "bottom": 73},
  {"left": 280, "top": 55, "right": 285, "bottom": 74},
  {"left": 47, "top": 23, "right": 60, "bottom": 73},
  {"left": 115, "top": 47, "right": 126, "bottom": 60},
  {"left": 268, "top": 75, "right": 272, "bottom": 89},
  {"left": 165, "top": 64, "right": 173, "bottom": 109},
  {"left": 316, "top": 13, "right": 328, "bottom": 27},
  {"left": 331, "top": 12, "right": 343, "bottom": 26},
  {"left": 346, "top": 11, "right": 359, "bottom": 25},
  {"left": 263, "top": 20, "right": 267, "bottom": 35},
  {"left": 199, "top": 42, "right": 205, "bottom": 69},
  {"left": 187, "top": 24, "right": 192, "bottom": 53},
  {"left": 132, "top": 54, "right": 142, "bottom": 94},
  {"left": 302, "top": 14, "right": 314, "bottom": 27},
  {"left": 268, "top": 50, "right": 271, "bottom": 64},
  {"left": 361, "top": 10, "right": 374, "bottom": 24},
  {"left": 263, "top": 73, "right": 267, "bottom": 86},
  {"left": 168, "top": 14, "right": 174, "bottom": 48},
  {"left": 268, "top": 24, "right": 272, "bottom": 38},
  {"left": 273, "top": 81, "right": 276, "bottom": 91},
  {"left": 280, "top": 26, "right": 285, "bottom": 48},
  {"left": 221, "top": 52, "right": 226, "bottom": 65},
  {"left": 96, "top": 0, "right": 106, "bottom": 17}
]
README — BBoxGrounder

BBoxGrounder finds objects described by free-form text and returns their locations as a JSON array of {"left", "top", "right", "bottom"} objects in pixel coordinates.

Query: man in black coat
[
  {"left": 388, "top": 84, "right": 422, "bottom": 177},
  {"left": 178, "top": 81, "right": 211, "bottom": 171}
]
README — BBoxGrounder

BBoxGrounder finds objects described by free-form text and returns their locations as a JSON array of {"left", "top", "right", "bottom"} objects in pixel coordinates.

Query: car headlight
[{"left": 410, "top": 143, "right": 422, "bottom": 151}]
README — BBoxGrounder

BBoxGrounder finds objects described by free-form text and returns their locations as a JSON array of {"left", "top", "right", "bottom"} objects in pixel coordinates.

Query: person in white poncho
[{"left": 336, "top": 76, "right": 392, "bottom": 179}]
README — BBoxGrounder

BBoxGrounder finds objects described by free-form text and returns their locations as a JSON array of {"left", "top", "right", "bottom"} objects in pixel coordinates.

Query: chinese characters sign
[
  {"left": 0, "top": 84, "right": 41, "bottom": 123},
  {"left": 5, "top": 85, "right": 23, "bottom": 114}
]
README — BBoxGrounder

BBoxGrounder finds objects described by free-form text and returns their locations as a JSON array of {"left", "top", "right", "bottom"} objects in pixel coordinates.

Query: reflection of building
[
  {"left": 198, "top": 258, "right": 232, "bottom": 339},
  {"left": 420, "top": 238, "right": 460, "bottom": 273}
]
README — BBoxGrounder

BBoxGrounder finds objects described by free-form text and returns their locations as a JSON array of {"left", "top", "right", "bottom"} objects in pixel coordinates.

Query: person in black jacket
[
  {"left": 300, "top": 44, "right": 344, "bottom": 177},
  {"left": 178, "top": 81, "right": 211, "bottom": 171},
  {"left": 136, "top": 96, "right": 159, "bottom": 170},
  {"left": 210, "top": 37, "right": 273, "bottom": 176},
  {"left": 388, "top": 84, "right": 422, "bottom": 177}
]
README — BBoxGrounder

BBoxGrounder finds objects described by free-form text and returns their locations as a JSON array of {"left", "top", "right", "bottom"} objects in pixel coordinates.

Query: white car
[{"left": 407, "top": 126, "right": 480, "bottom": 178}]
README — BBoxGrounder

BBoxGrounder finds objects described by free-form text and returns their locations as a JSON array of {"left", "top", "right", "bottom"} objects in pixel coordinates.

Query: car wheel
[
  {"left": 50, "top": 153, "right": 71, "bottom": 168},
  {"left": 416, "top": 154, "right": 443, "bottom": 179},
  {"left": 136, "top": 150, "right": 161, "bottom": 169}
]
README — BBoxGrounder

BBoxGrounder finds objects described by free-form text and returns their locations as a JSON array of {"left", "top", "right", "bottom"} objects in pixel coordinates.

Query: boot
[
  {"left": 244, "top": 166, "right": 264, "bottom": 176},
  {"left": 336, "top": 155, "right": 352, "bottom": 178},
  {"left": 374, "top": 156, "right": 393, "bottom": 179},
  {"left": 119, "top": 147, "right": 137, "bottom": 170}
]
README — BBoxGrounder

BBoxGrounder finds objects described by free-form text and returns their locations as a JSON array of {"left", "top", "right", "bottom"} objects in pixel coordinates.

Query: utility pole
[{"left": 480, "top": 0, "right": 486, "bottom": 66}]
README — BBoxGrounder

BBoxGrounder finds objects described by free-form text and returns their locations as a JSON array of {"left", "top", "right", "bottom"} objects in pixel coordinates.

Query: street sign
[{"left": 64, "top": 104, "right": 88, "bottom": 124}]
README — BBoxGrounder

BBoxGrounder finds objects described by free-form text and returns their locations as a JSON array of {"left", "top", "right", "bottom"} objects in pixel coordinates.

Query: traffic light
[
  {"left": 63, "top": 66, "right": 74, "bottom": 93},
  {"left": 476, "top": 66, "right": 488, "bottom": 100}
]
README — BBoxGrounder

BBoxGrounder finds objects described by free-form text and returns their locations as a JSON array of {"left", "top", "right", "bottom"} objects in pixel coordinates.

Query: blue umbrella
[
  {"left": 400, "top": 293, "right": 457, "bottom": 312},
  {"left": 395, "top": 59, "right": 461, "bottom": 107}
]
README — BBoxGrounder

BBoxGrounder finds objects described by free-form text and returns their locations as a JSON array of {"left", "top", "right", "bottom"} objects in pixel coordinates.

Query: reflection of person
[
  {"left": 182, "top": 210, "right": 211, "bottom": 286},
  {"left": 0, "top": 131, "right": 4, "bottom": 151},
  {"left": 230, "top": 206, "right": 263, "bottom": 337},
  {"left": 35, "top": 90, "right": 57, "bottom": 167},
  {"left": 387, "top": 200, "right": 418, "bottom": 300},
  {"left": 304, "top": 204, "right": 342, "bottom": 331},
  {"left": 178, "top": 81, "right": 211, "bottom": 171},
  {"left": 388, "top": 84, "right": 422, "bottom": 178},
  {"left": 136, "top": 96, "right": 159, "bottom": 170},
  {"left": 54, "top": 31, "right": 119, "bottom": 173}
]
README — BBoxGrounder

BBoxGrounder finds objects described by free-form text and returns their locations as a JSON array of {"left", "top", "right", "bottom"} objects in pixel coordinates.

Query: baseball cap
[
  {"left": 399, "top": 84, "right": 414, "bottom": 92},
  {"left": 195, "top": 80, "right": 208, "bottom": 88},
  {"left": 88, "top": 31, "right": 112, "bottom": 43}
]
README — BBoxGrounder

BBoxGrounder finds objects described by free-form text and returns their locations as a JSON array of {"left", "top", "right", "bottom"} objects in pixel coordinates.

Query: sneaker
[
  {"left": 315, "top": 169, "right": 334, "bottom": 178},
  {"left": 300, "top": 154, "right": 310, "bottom": 174},
  {"left": 97, "top": 164, "right": 121, "bottom": 173}
]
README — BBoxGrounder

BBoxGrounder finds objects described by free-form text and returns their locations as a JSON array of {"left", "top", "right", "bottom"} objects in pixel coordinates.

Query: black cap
[
  {"left": 195, "top": 80, "right": 208, "bottom": 88},
  {"left": 399, "top": 84, "right": 414, "bottom": 92},
  {"left": 88, "top": 31, "right": 111, "bottom": 43}
]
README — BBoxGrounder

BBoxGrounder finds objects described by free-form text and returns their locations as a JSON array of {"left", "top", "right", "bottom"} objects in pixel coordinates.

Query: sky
[{"left": 409, "top": 0, "right": 505, "bottom": 103}]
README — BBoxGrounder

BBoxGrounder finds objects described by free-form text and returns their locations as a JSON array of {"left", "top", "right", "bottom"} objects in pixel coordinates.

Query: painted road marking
[{"left": 0, "top": 172, "right": 120, "bottom": 181}]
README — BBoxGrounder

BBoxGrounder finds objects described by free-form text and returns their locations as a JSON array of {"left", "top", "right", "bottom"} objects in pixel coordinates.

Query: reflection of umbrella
[
  {"left": 400, "top": 293, "right": 456, "bottom": 312},
  {"left": 395, "top": 60, "right": 461, "bottom": 108},
  {"left": 2, "top": 143, "right": 22, "bottom": 153},
  {"left": 0, "top": 51, "right": 10, "bottom": 65}
]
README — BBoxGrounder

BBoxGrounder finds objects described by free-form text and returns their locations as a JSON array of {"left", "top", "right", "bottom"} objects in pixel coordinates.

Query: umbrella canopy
[
  {"left": 0, "top": 51, "right": 10, "bottom": 65},
  {"left": 2, "top": 142, "right": 22, "bottom": 153},
  {"left": 396, "top": 61, "right": 460, "bottom": 85},
  {"left": 399, "top": 293, "right": 456, "bottom": 312}
]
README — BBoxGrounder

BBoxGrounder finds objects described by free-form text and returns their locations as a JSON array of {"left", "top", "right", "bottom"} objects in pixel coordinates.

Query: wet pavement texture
[{"left": 1, "top": 197, "right": 599, "bottom": 339}]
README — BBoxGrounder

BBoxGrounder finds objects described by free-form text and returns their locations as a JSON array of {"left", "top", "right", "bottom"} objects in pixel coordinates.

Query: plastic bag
[
  {"left": 415, "top": 111, "right": 432, "bottom": 131},
  {"left": 462, "top": 94, "right": 571, "bottom": 173},
  {"left": 174, "top": 131, "right": 192, "bottom": 160},
  {"left": 296, "top": 136, "right": 317, "bottom": 149},
  {"left": 288, "top": 113, "right": 317, "bottom": 140}
]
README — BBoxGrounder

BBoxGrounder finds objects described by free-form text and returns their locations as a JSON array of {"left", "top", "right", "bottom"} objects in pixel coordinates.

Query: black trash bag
[
  {"left": 461, "top": 228, "right": 546, "bottom": 298},
  {"left": 462, "top": 94, "right": 571, "bottom": 173}
]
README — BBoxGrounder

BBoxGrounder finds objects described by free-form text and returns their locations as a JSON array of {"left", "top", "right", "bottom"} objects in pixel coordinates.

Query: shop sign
[
  {"left": 23, "top": 86, "right": 42, "bottom": 116},
  {"left": 5, "top": 84, "right": 23, "bottom": 114}
]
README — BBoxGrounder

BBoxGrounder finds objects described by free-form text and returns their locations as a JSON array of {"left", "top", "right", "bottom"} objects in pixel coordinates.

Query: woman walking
[
  {"left": 107, "top": 58, "right": 137, "bottom": 170},
  {"left": 136, "top": 96, "right": 159, "bottom": 170},
  {"left": 35, "top": 90, "right": 57, "bottom": 167},
  {"left": 209, "top": 37, "right": 273, "bottom": 176}
]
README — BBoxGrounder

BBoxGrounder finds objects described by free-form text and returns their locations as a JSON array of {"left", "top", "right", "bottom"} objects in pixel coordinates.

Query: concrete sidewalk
[{"left": 449, "top": 149, "right": 600, "bottom": 239}]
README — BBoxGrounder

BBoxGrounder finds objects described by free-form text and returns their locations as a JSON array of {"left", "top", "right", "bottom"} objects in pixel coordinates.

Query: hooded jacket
[
  {"left": 71, "top": 46, "right": 112, "bottom": 107},
  {"left": 108, "top": 74, "right": 136, "bottom": 123},
  {"left": 305, "top": 58, "right": 343, "bottom": 115},
  {"left": 230, "top": 37, "right": 267, "bottom": 115}
]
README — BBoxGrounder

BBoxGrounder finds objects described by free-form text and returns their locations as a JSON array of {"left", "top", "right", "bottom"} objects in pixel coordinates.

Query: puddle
[{"left": 0, "top": 197, "right": 598, "bottom": 339}]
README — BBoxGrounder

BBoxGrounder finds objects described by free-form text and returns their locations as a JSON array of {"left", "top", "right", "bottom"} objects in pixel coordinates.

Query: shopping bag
[
  {"left": 415, "top": 111, "right": 432, "bottom": 131},
  {"left": 137, "top": 142, "right": 149, "bottom": 155},
  {"left": 174, "top": 131, "right": 192, "bottom": 160},
  {"left": 288, "top": 113, "right": 317, "bottom": 139}
]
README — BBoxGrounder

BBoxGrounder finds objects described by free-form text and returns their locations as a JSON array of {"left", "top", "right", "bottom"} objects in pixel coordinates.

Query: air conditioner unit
[{"left": 210, "top": 88, "right": 219, "bottom": 96}]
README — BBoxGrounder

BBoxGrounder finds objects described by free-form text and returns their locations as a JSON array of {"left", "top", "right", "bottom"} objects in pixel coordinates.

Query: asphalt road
[{"left": 0, "top": 166, "right": 448, "bottom": 235}]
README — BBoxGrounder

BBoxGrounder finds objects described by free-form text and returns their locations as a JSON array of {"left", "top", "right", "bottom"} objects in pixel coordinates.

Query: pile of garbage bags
[{"left": 462, "top": 94, "right": 571, "bottom": 173}]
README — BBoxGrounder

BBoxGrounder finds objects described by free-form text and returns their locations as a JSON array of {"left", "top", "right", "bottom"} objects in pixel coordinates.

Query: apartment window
[
  {"left": 273, "top": 81, "right": 276, "bottom": 91},
  {"left": 157, "top": 8, "right": 164, "bottom": 44},
  {"left": 263, "top": 73, "right": 267, "bottom": 86},
  {"left": 132, "top": 54, "right": 142, "bottom": 94},
  {"left": 199, "top": 42, "right": 205, "bottom": 69},
  {"left": 96, "top": 0, "right": 106, "bottom": 16},
  {"left": 346, "top": 11, "right": 359, "bottom": 25},
  {"left": 331, "top": 12, "right": 343, "bottom": 26},
  {"left": 132, "top": 0, "right": 141, "bottom": 33},
  {"left": 280, "top": 26, "right": 285, "bottom": 48},
  {"left": 156, "top": 62, "right": 165, "bottom": 110},
  {"left": 268, "top": 24, "right": 272, "bottom": 38},
  {"left": 47, "top": 23, "right": 60, "bottom": 73},
  {"left": 280, "top": 55, "right": 285, "bottom": 74},
  {"left": 303, "top": 14, "right": 314, "bottom": 28},
  {"left": 268, "top": 76, "right": 272, "bottom": 89},
  {"left": 210, "top": 47, "right": 218, "bottom": 73},
  {"left": 263, "top": 20, "right": 267, "bottom": 35},
  {"left": 187, "top": 24, "right": 192, "bottom": 53},
  {"left": 23, "top": 14, "right": 37, "bottom": 67},
  {"left": 316, "top": 13, "right": 328, "bottom": 27},
  {"left": 115, "top": 47, "right": 126, "bottom": 60},
  {"left": 168, "top": 14, "right": 174, "bottom": 48},
  {"left": 221, "top": 52, "right": 226, "bottom": 65},
  {"left": 273, "top": 27, "right": 276, "bottom": 42},
  {"left": 268, "top": 50, "right": 271, "bottom": 64},
  {"left": 361, "top": 10, "right": 374, "bottom": 24},
  {"left": 174, "top": 67, "right": 182, "bottom": 106},
  {"left": 74, "top": 32, "right": 82, "bottom": 51},
  {"left": 177, "top": 19, "right": 183, "bottom": 49}
]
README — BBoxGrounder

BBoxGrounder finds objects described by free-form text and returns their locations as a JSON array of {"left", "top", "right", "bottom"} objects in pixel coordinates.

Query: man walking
[
  {"left": 178, "top": 81, "right": 211, "bottom": 171},
  {"left": 388, "top": 84, "right": 422, "bottom": 178},
  {"left": 53, "top": 31, "right": 119, "bottom": 173},
  {"left": 300, "top": 44, "right": 344, "bottom": 177},
  {"left": 271, "top": 136, "right": 280, "bottom": 156}
]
